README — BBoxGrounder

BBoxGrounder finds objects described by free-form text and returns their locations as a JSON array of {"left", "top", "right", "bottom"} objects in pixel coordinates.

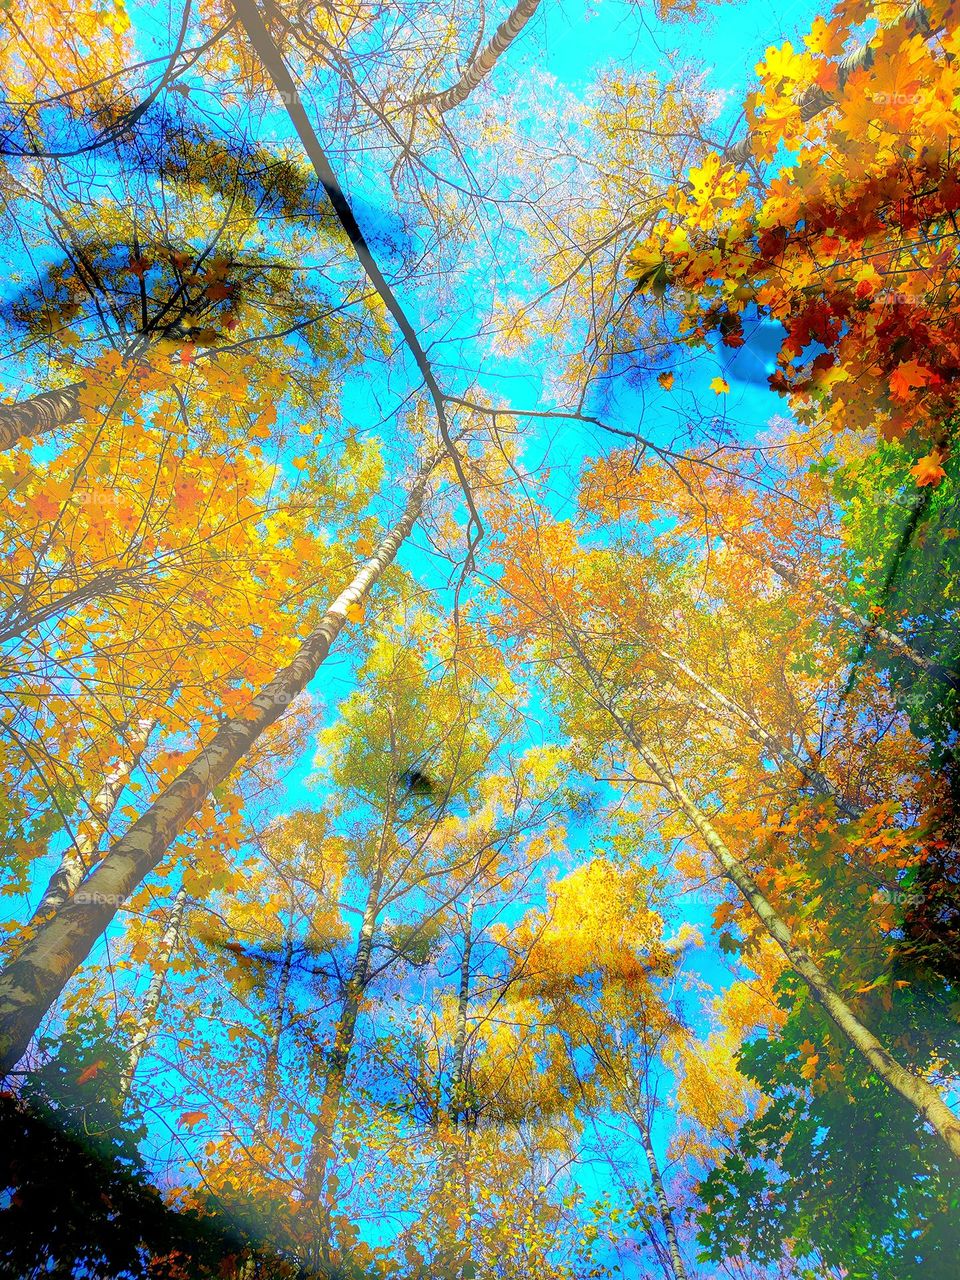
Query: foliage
[
  {"left": 2, "top": 1, "right": 960, "bottom": 1278},
  {"left": 698, "top": 978, "right": 960, "bottom": 1280},
  {"left": 628, "top": 0, "right": 960, "bottom": 455}
]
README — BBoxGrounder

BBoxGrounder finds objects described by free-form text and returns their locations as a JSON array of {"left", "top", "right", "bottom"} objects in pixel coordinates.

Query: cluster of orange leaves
[{"left": 628, "top": 0, "right": 960, "bottom": 477}]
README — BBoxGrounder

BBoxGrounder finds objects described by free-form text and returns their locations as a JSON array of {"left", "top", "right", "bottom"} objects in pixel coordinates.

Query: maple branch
[
  {"left": 720, "top": 2, "right": 931, "bottom": 166},
  {"left": 231, "top": 0, "right": 484, "bottom": 574}
]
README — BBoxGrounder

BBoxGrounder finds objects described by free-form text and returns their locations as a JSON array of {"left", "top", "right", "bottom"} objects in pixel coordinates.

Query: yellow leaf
[
  {"left": 710, "top": 377, "right": 730, "bottom": 395},
  {"left": 345, "top": 601, "right": 365, "bottom": 623}
]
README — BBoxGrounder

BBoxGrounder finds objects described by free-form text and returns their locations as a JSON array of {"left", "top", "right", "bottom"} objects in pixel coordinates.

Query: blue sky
[{"left": 10, "top": 0, "right": 839, "bottom": 1273}]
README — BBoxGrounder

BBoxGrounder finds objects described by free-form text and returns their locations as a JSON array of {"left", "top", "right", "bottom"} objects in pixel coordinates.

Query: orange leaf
[
  {"left": 889, "top": 359, "right": 931, "bottom": 400},
  {"left": 345, "top": 601, "right": 365, "bottom": 624},
  {"left": 910, "top": 452, "right": 947, "bottom": 488},
  {"left": 250, "top": 404, "right": 277, "bottom": 440},
  {"left": 77, "top": 1059, "right": 107, "bottom": 1085},
  {"left": 31, "top": 491, "right": 61, "bottom": 522},
  {"left": 712, "top": 900, "right": 737, "bottom": 929},
  {"left": 657, "top": 371, "right": 675, "bottom": 391},
  {"left": 180, "top": 1110, "right": 208, "bottom": 1131}
]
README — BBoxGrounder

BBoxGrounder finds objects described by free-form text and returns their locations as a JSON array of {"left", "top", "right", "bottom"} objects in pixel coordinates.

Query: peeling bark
[
  {"left": 427, "top": 0, "right": 543, "bottom": 114},
  {"left": 0, "top": 382, "right": 84, "bottom": 451},
  {"left": 118, "top": 885, "right": 188, "bottom": 1105},
  {"left": 24, "top": 718, "right": 155, "bottom": 936}
]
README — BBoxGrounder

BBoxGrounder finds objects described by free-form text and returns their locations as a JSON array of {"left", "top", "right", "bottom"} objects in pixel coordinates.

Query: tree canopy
[{"left": 1, "top": 0, "right": 959, "bottom": 1277}]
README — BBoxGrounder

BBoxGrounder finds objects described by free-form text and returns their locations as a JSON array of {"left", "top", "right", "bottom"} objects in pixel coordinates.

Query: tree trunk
[
  {"left": 449, "top": 896, "right": 474, "bottom": 1124},
  {"left": 0, "top": 382, "right": 85, "bottom": 450},
  {"left": 442, "top": 898, "right": 477, "bottom": 1280},
  {"left": 302, "top": 865, "right": 383, "bottom": 1264},
  {"left": 565, "top": 635, "right": 960, "bottom": 1160},
  {"left": 24, "top": 718, "right": 155, "bottom": 935},
  {"left": 622, "top": 718, "right": 960, "bottom": 1161},
  {"left": 635, "top": 1114, "right": 688, "bottom": 1280},
  {"left": 257, "top": 930, "right": 295, "bottom": 1136},
  {"left": 0, "top": 460, "right": 434, "bottom": 1076},
  {"left": 651, "top": 645, "right": 860, "bottom": 818},
  {"left": 118, "top": 885, "right": 188, "bottom": 1105},
  {"left": 427, "top": 0, "right": 543, "bottom": 114},
  {"left": 763, "top": 552, "right": 955, "bottom": 687}
]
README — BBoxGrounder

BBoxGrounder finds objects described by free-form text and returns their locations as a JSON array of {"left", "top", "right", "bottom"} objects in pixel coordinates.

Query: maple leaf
[
  {"left": 174, "top": 477, "right": 204, "bottom": 507},
  {"left": 712, "top": 901, "right": 737, "bottom": 929},
  {"left": 657, "top": 371, "right": 675, "bottom": 390},
  {"left": 804, "top": 15, "right": 840, "bottom": 56},
  {"left": 205, "top": 280, "right": 234, "bottom": 303},
  {"left": 710, "top": 377, "right": 730, "bottom": 395},
  {"left": 910, "top": 452, "right": 947, "bottom": 488},
  {"left": 180, "top": 1110, "right": 208, "bottom": 1131},
  {"left": 250, "top": 404, "right": 276, "bottom": 440},
  {"left": 345, "top": 601, "right": 365, "bottom": 623},
  {"left": 758, "top": 41, "right": 806, "bottom": 85},
  {"left": 31, "top": 491, "right": 61, "bottom": 522},
  {"left": 799, "top": 1053, "right": 819, "bottom": 1080},
  {"left": 77, "top": 1059, "right": 107, "bottom": 1085},
  {"left": 889, "top": 359, "right": 931, "bottom": 400},
  {"left": 128, "top": 256, "right": 151, "bottom": 279}
]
